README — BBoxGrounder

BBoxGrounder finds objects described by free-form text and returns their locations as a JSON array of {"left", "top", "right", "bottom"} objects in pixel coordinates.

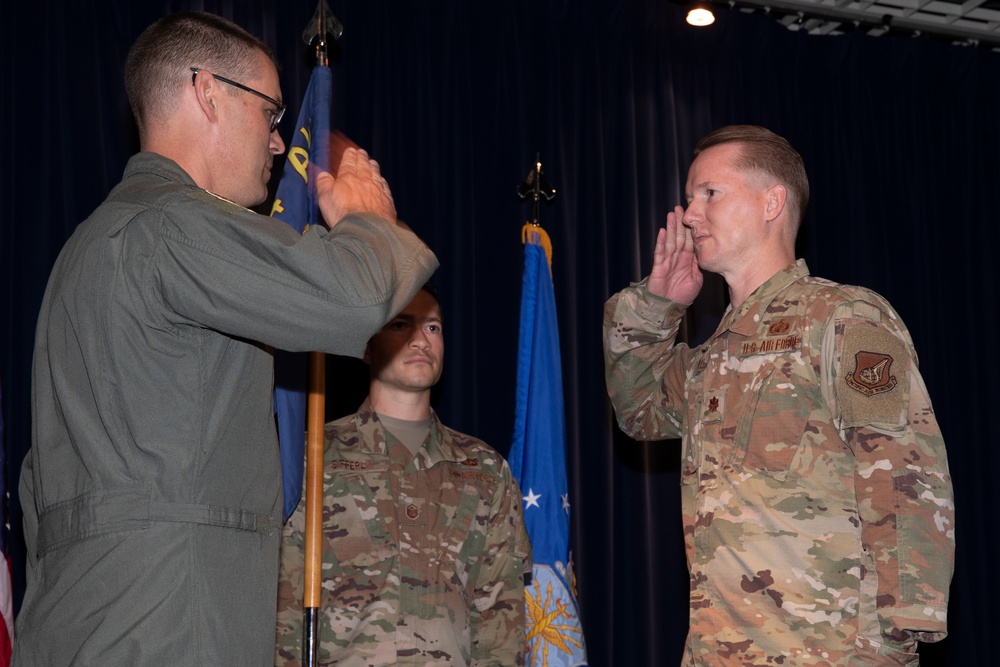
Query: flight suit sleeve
[{"left": 155, "top": 197, "right": 438, "bottom": 359}]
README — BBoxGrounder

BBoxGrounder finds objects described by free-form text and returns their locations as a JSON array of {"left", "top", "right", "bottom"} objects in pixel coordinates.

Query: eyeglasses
[{"left": 190, "top": 67, "right": 286, "bottom": 132}]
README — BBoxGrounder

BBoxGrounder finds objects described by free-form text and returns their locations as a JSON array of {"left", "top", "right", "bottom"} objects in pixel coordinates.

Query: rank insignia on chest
[
  {"left": 405, "top": 503, "right": 421, "bottom": 520},
  {"left": 701, "top": 392, "right": 724, "bottom": 422},
  {"left": 846, "top": 351, "right": 897, "bottom": 396}
]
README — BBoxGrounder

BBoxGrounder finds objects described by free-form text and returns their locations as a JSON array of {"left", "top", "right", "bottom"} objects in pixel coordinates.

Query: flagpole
[
  {"left": 300, "top": 4, "right": 342, "bottom": 666},
  {"left": 302, "top": 350, "right": 324, "bottom": 667}
]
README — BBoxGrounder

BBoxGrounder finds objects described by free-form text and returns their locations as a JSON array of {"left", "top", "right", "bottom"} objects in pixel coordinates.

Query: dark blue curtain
[{"left": 2, "top": 1, "right": 997, "bottom": 664}]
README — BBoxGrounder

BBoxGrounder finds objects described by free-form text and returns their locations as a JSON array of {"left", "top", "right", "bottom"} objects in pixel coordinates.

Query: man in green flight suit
[{"left": 15, "top": 11, "right": 437, "bottom": 666}]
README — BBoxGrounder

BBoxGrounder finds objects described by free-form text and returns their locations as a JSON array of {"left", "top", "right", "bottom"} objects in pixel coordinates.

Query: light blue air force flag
[
  {"left": 270, "top": 65, "right": 331, "bottom": 522},
  {"left": 509, "top": 234, "right": 588, "bottom": 667}
]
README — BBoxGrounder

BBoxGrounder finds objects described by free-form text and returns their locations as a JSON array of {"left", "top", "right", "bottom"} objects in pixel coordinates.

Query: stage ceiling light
[{"left": 687, "top": 7, "right": 716, "bottom": 26}]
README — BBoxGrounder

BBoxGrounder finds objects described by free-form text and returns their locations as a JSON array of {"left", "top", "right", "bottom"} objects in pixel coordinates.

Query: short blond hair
[{"left": 695, "top": 125, "right": 809, "bottom": 228}]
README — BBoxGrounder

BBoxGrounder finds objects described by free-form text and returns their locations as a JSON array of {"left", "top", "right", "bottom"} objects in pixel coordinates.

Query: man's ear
[
  {"left": 764, "top": 183, "right": 788, "bottom": 222},
  {"left": 191, "top": 71, "right": 221, "bottom": 124}
]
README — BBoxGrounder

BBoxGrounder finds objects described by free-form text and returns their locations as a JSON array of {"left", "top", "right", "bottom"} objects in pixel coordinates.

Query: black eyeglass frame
[{"left": 190, "top": 67, "right": 286, "bottom": 132}]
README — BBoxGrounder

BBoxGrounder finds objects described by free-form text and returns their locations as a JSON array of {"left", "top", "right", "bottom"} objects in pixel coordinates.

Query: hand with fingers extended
[
  {"left": 647, "top": 204, "right": 703, "bottom": 304},
  {"left": 316, "top": 147, "right": 397, "bottom": 229}
]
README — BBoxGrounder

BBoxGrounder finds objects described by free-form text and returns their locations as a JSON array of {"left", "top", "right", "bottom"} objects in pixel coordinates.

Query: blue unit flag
[
  {"left": 510, "top": 232, "right": 588, "bottom": 667},
  {"left": 270, "top": 65, "right": 332, "bottom": 522}
]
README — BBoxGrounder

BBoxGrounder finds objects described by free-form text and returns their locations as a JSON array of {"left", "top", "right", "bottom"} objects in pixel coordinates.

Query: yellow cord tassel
[{"left": 521, "top": 223, "right": 553, "bottom": 275}]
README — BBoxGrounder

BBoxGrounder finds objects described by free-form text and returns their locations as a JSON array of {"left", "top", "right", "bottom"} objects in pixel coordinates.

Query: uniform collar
[
  {"left": 124, "top": 151, "right": 199, "bottom": 188},
  {"left": 351, "top": 397, "right": 473, "bottom": 471},
  {"left": 720, "top": 259, "right": 810, "bottom": 337}
]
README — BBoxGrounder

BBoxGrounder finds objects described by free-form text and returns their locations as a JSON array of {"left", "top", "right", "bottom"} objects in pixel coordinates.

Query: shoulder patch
[
  {"left": 846, "top": 351, "right": 897, "bottom": 396},
  {"left": 837, "top": 319, "right": 909, "bottom": 429}
]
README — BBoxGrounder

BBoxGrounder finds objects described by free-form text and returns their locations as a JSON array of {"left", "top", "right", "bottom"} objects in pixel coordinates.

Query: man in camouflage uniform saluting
[
  {"left": 603, "top": 125, "right": 954, "bottom": 665},
  {"left": 276, "top": 286, "right": 532, "bottom": 666}
]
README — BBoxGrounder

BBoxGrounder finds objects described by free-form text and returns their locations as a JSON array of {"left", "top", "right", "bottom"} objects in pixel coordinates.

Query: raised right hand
[
  {"left": 316, "top": 147, "right": 397, "bottom": 229},
  {"left": 646, "top": 205, "right": 703, "bottom": 304}
]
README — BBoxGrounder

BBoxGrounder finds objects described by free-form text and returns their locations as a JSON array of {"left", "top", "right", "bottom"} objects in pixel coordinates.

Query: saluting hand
[
  {"left": 646, "top": 205, "right": 703, "bottom": 304},
  {"left": 316, "top": 147, "right": 397, "bottom": 229}
]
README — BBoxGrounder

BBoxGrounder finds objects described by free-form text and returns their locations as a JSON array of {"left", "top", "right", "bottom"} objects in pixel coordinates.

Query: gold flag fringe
[{"left": 521, "top": 223, "right": 553, "bottom": 276}]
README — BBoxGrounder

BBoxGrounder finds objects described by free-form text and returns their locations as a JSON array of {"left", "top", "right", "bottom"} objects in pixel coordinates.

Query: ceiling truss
[{"left": 710, "top": 0, "right": 1000, "bottom": 50}]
